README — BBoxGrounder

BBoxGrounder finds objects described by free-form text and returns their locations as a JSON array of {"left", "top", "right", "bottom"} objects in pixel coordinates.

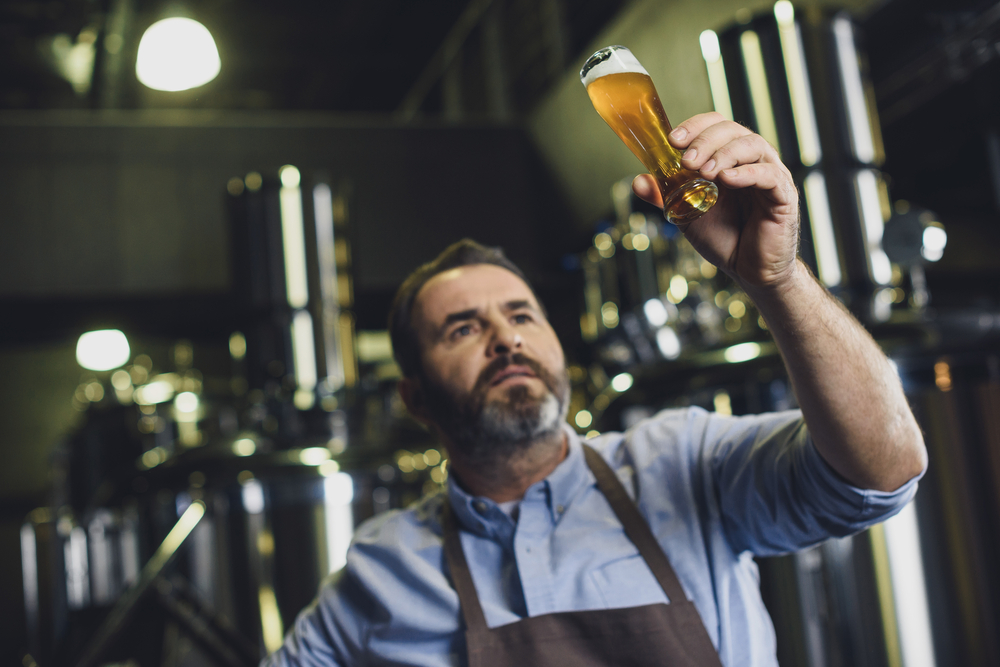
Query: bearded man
[{"left": 263, "top": 112, "right": 927, "bottom": 667}]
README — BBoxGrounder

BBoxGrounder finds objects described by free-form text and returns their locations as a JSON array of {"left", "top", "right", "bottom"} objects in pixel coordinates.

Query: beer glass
[{"left": 581, "top": 46, "right": 718, "bottom": 224}]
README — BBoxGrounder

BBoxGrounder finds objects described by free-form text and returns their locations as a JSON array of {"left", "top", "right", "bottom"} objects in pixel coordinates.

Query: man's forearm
[
  {"left": 741, "top": 260, "right": 927, "bottom": 492},
  {"left": 633, "top": 112, "right": 926, "bottom": 491}
]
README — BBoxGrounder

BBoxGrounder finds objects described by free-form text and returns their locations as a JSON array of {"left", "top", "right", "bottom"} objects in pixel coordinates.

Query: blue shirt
[{"left": 264, "top": 407, "right": 921, "bottom": 667}]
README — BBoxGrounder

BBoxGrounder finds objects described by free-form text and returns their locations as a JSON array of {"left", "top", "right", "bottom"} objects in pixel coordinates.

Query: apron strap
[
  {"left": 442, "top": 501, "right": 489, "bottom": 632},
  {"left": 582, "top": 444, "right": 689, "bottom": 604}
]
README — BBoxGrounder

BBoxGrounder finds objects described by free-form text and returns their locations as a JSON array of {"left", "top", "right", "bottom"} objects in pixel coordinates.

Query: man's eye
[
  {"left": 513, "top": 313, "right": 531, "bottom": 324},
  {"left": 453, "top": 325, "right": 473, "bottom": 338}
]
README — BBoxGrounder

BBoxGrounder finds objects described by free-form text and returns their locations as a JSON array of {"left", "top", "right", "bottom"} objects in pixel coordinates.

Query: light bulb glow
[
  {"left": 854, "top": 169, "right": 893, "bottom": 285},
  {"left": 76, "top": 330, "right": 130, "bottom": 371},
  {"left": 669, "top": 274, "right": 688, "bottom": 302},
  {"left": 774, "top": 0, "right": 795, "bottom": 25},
  {"left": 323, "top": 472, "right": 354, "bottom": 573},
  {"left": 922, "top": 226, "right": 947, "bottom": 251},
  {"left": 644, "top": 298, "right": 669, "bottom": 327},
  {"left": 740, "top": 30, "right": 781, "bottom": 154},
  {"left": 232, "top": 438, "right": 256, "bottom": 456},
  {"left": 833, "top": 16, "right": 875, "bottom": 163},
  {"left": 922, "top": 225, "right": 947, "bottom": 261},
  {"left": 136, "top": 18, "right": 220, "bottom": 92},
  {"left": 700, "top": 30, "right": 734, "bottom": 121},
  {"left": 656, "top": 327, "right": 681, "bottom": 359},
  {"left": 280, "top": 168, "right": 310, "bottom": 309},
  {"left": 883, "top": 503, "right": 937, "bottom": 667},
  {"left": 299, "top": 447, "right": 332, "bottom": 466},
  {"left": 611, "top": 373, "right": 633, "bottom": 393},
  {"left": 279, "top": 165, "right": 301, "bottom": 188},
  {"left": 803, "top": 171, "right": 842, "bottom": 287},
  {"left": 775, "top": 0, "right": 822, "bottom": 166},
  {"left": 174, "top": 391, "right": 199, "bottom": 413},
  {"left": 724, "top": 342, "right": 761, "bottom": 363},
  {"left": 135, "top": 380, "right": 175, "bottom": 405},
  {"left": 699, "top": 30, "right": 721, "bottom": 62}
]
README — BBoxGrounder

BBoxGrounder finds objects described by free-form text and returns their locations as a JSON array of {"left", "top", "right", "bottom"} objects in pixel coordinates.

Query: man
[{"left": 264, "top": 113, "right": 927, "bottom": 666}]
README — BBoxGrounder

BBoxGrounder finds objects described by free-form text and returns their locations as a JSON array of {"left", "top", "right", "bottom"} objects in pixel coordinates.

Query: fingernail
[
  {"left": 702, "top": 159, "right": 716, "bottom": 173},
  {"left": 682, "top": 148, "right": 697, "bottom": 161},
  {"left": 723, "top": 168, "right": 737, "bottom": 177},
  {"left": 671, "top": 127, "right": 687, "bottom": 141}
]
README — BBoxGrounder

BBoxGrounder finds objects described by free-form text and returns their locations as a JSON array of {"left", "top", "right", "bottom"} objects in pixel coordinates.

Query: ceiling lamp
[
  {"left": 135, "top": 17, "right": 220, "bottom": 92},
  {"left": 76, "top": 330, "right": 130, "bottom": 371}
]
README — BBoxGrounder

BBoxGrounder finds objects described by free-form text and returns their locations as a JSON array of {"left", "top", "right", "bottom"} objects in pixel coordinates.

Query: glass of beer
[{"left": 581, "top": 46, "right": 718, "bottom": 224}]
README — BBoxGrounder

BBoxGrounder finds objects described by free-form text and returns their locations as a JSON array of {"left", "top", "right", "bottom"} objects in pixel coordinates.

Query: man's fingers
[
  {"left": 632, "top": 174, "right": 663, "bottom": 208},
  {"left": 683, "top": 130, "right": 777, "bottom": 178},
  {"left": 717, "top": 163, "right": 796, "bottom": 205},
  {"left": 644, "top": 116, "right": 792, "bottom": 208},
  {"left": 668, "top": 112, "right": 733, "bottom": 148}
]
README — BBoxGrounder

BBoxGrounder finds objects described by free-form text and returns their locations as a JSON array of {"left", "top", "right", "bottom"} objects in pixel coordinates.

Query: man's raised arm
[{"left": 633, "top": 112, "right": 926, "bottom": 492}]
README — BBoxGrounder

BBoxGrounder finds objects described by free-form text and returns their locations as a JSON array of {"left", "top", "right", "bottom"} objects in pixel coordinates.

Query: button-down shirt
[{"left": 264, "top": 407, "right": 922, "bottom": 667}]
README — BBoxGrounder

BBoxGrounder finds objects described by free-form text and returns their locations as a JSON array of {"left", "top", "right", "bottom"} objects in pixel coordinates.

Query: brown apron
[{"left": 442, "top": 444, "right": 725, "bottom": 667}]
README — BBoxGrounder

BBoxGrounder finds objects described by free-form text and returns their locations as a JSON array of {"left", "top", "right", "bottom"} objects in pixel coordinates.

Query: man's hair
[{"left": 388, "top": 239, "right": 541, "bottom": 379}]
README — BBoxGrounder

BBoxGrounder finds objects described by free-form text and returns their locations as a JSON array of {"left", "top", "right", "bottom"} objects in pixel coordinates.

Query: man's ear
[{"left": 398, "top": 377, "right": 432, "bottom": 427}]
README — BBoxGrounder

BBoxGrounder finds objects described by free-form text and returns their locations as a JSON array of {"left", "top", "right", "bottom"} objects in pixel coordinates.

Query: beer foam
[{"left": 580, "top": 46, "right": 650, "bottom": 87}]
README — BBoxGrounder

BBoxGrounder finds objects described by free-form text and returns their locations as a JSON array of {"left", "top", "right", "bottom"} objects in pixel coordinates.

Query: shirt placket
[{"left": 512, "top": 481, "right": 556, "bottom": 615}]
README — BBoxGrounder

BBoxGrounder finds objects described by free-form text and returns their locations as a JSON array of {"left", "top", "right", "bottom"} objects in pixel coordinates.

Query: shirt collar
[{"left": 447, "top": 425, "right": 595, "bottom": 540}]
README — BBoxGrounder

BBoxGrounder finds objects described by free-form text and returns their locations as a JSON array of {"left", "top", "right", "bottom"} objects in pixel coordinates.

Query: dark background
[{"left": 3, "top": 0, "right": 1000, "bottom": 663}]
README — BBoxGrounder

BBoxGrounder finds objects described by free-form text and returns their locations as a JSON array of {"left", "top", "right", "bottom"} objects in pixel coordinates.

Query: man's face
[{"left": 408, "top": 264, "right": 569, "bottom": 464}]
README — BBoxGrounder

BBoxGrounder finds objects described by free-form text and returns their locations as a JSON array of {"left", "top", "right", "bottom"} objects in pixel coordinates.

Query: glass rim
[
  {"left": 579, "top": 45, "right": 648, "bottom": 87},
  {"left": 580, "top": 45, "right": 629, "bottom": 82}
]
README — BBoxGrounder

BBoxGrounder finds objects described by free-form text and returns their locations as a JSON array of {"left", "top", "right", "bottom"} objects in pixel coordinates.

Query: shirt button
[
  {"left": 473, "top": 501, "right": 488, "bottom": 514},
  {"left": 556, "top": 505, "right": 565, "bottom": 514}
]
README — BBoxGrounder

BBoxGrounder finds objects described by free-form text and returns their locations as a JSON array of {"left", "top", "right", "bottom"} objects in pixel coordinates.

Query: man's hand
[{"left": 632, "top": 112, "right": 799, "bottom": 290}]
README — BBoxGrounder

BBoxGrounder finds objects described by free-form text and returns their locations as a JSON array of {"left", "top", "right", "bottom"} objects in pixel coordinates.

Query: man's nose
[{"left": 489, "top": 320, "right": 522, "bottom": 356}]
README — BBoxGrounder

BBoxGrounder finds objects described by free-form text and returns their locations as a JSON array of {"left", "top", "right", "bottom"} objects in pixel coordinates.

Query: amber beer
[{"left": 581, "top": 46, "right": 717, "bottom": 223}]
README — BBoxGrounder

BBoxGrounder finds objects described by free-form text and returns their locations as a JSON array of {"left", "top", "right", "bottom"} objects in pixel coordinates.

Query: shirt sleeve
[
  {"left": 697, "top": 408, "right": 924, "bottom": 556},
  {"left": 260, "top": 569, "right": 368, "bottom": 667},
  {"left": 260, "top": 498, "right": 459, "bottom": 667}
]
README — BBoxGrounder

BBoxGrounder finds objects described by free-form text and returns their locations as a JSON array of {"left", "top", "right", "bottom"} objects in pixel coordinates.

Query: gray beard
[{"left": 421, "top": 369, "right": 569, "bottom": 469}]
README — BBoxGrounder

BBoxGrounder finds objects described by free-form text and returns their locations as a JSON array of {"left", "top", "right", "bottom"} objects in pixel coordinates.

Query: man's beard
[{"left": 420, "top": 353, "right": 570, "bottom": 468}]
